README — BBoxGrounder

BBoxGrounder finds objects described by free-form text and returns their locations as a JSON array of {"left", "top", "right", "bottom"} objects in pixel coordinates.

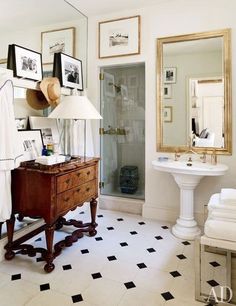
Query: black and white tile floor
[{"left": 0, "top": 208, "right": 227, "bottom": 306}]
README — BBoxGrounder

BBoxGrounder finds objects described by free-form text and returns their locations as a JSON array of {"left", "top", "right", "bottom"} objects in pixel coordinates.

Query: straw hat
[{"left": 26, "top": 77, "right": 61, "bottom": 110}]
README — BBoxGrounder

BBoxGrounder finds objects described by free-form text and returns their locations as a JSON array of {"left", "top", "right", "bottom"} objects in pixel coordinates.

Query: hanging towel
[
  {"left": 0, "top": 79, "right": 23, "bottom": 222},
  {"left": 220, "top": 188, "right": 236, "bottom": 205}
]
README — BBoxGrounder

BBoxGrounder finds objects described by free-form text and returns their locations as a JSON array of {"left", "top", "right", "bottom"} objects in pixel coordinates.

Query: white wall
[{"left": 87, "top": 0, "right": 236, "bottom": 225}]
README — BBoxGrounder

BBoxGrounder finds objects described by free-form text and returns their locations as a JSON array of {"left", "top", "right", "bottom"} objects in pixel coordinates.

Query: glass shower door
[{"left": 100, "top": 64, "right": 145, "bottom": 200}]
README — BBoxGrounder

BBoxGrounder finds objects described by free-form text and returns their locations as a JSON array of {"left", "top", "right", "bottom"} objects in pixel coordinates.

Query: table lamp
[{"left": 48, "top": 91, "right": 102, "bottom": 159}]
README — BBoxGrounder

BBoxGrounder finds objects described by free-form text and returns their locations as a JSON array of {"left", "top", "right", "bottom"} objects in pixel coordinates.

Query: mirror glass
[
  {"left": 0, "top": 0, "right": 88, "bottom": 239},
  {"left": 157, "top": 29, "right": 231, "bottom": 154}
]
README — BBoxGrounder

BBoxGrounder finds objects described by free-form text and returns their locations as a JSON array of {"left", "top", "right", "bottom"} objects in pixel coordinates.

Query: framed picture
[
  {"left": 104, "top": 72, "right": 115, "bottom": 97},
  {"left": 163, "top": 84, "right": 172, "bottom": 98},
  {"left": 7, "top": 44, "right": 42, "bottom": 81},
  {"left": 18, "top": 129, "right": 43, "bottom": 161},
  {"left": 53, "top": 53, "right": 83, "bottom": 90},
  {"left": 15, "top": 118, "right": 28, "bottom": 130},
  {"left": 41, "top": 27, "right": 75, "bottom": 64},
  {"left": 163, "top": 106, "right": 172, "bottom": 123},
  {"left": 99, "top": 15, "right": 141, "bottom": 58},
  {"left": 163, "top": 67, "right": 176, "bottom": 84},
  {"left": 29, "top": 116, "right": 60, "bottom": 146}
]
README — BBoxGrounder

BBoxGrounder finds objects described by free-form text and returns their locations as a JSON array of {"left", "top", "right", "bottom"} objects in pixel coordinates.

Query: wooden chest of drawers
[{"left": 5, "top": 157, "right": 99, "bottom": 272}]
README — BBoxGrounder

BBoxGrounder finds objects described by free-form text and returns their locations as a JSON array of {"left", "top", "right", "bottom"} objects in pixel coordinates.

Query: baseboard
[
  {"left": 142, "top": 204, "right": 205, "bottom": 226},
  {"left": 99, "top": 195, "right": 144, "bottom": 215},
  {"left": 0, "top": 219, "right": 44, "bottom": 262}
]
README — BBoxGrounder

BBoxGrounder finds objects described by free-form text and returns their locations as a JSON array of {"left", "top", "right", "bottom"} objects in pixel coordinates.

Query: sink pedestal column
[{"left": 172, "top": 173, "right": 202, "bottom": 240}]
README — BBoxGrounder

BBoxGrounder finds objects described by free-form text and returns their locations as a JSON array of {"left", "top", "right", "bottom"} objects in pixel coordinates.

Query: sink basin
[
  {"left": 152, "top": 159, "right": 228, "bottom": 240},
  {"left": 152, "top": 160, "right": 228, "bottom": 176}
]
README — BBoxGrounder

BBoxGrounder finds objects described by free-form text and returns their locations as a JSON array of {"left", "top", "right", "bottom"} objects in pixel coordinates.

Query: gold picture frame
[
  {"left": 99, "top": 15, "right": 141, "bottom": 59},
  {"left": 41, "top": 27, "right": 75, "bottom": 64}
]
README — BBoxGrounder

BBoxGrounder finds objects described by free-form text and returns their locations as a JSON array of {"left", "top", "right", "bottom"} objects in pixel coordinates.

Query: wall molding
[{"left": 142, "top": 204, "right": 205, "bottom": 227}]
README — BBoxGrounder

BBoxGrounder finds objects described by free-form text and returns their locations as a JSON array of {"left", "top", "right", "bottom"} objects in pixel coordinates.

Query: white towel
[
  {"left": 220, "top": 188, "right": 236, "bottom": 205},
  {"left": 205, "top": 219, "right": 236, "bottom": 242},
  {"left": 208, "top": 210, "right": 236, "bottom": 222},
  {"left": 208, "top": 193, "right": 236, "bottom": 212}
]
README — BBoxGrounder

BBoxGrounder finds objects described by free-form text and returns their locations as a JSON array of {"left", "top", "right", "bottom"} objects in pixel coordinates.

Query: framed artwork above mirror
[{"left": 156, "top": 28, "right": 232, "bottom": 154}]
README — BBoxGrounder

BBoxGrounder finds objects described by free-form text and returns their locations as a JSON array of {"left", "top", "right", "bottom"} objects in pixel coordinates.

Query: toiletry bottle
[{"left": 42, "top": 145, "right": 47, "bottom": 156}]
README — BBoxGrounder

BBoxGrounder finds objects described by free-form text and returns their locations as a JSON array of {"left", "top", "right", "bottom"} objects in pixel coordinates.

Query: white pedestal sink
[{"left": 152, "top": 159, "right": 228, "bottom": 240}]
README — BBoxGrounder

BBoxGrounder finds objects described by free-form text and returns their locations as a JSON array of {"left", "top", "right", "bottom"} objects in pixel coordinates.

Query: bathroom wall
[{"left": 87, "top": 0, "right": 236, "bottom": 225}]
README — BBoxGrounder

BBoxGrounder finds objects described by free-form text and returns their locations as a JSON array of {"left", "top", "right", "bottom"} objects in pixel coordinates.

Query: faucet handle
[
  {"left": 174, "top": 150, "right": 181, "bottom": 161},
  {"left": 200, "top": 152, "right": 207, "bottom": 163}
]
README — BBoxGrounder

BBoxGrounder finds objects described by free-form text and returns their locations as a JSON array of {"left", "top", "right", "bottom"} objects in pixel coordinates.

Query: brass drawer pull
[
  {"left": 65, "top": 179, "right": 70, "bottom": 184},
  {"left": 76, "top": 173, "right": 81, "bottom": 177},
  {"left": 76, "top": 188, "right": 81, "bottom": 193},
  {"left": 64, "top": 197, "right": 70, "bottom": 202},
  {"left": 87, "top": 171, "right": 91, "bottom": 175},
  {"left": 86, "top": 187, "right": 90, "bottom": 192}
]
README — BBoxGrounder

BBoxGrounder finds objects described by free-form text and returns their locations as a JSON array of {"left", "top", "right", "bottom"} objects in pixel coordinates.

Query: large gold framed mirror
[{"left": 157, "top": 29, "right": 231, "bottom": 154}]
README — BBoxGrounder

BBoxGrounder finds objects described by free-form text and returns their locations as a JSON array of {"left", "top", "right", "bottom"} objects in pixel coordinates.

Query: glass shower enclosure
[{"left": 100, "top": 64, "right": 145, "bottom": 200}]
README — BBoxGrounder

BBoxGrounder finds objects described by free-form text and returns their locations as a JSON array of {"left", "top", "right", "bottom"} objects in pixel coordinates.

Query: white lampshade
[{"left": 48, "top": 95, "right": 102, "bottom": 120}]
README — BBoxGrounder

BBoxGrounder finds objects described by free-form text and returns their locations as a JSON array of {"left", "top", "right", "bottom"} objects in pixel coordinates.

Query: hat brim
[
  {"left": 40, "top": 77, "right": 61, "bottom": 107},
  {"left": 26, "top": 89, "right": 50, "bottom": 110}
]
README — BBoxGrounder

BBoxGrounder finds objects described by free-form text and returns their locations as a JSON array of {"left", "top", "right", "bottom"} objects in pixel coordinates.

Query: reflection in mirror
[
  {"left": 157, "top": 29, "right": 231, "bottom": 154},
  {"left": 0, "top": 1, "right": 88, "bottom": 240}
]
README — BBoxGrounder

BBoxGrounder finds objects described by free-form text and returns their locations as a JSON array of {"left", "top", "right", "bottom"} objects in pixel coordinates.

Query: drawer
[
  {"left": 73, "top": 166, "right": 96, "bottom": 186},
  {"left": 57, "top": 173, "right": 74, "bottom": 193},
  {"left": 56, "top": 189, "right": 74, "bottom": 215},
  {"left": 74, "top": 180, "right": 96, "bottom": 204}
]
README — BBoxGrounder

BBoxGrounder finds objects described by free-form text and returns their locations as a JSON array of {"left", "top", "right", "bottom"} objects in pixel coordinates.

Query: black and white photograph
[
  {"left": 41, "top": 27, "right": 75, "bottom": 64},
  {"left": 163, "top": 67, "right": 177, "bottom": 83},
  {"left": 9, "top": 44, "right": 42, "bottom": 81},
  {"left": 99, "top": 15, "right": 140, "bottom": 58},
  {"left": 18, "top": 129, "right": 43, "bottom": 161},
  {"left": 163, "top": 84, "right": 172, "bottom": 98},
  {"left": 15, "top": 118, "right": 27, "bottom": 130},
  {"left": 29, "top": 116, "right": 60, "bottom": 148},
  {"left": 59, "top": 53, "right": 83, "bottom": 90},
  {"left": 109, "top": 30, "right": 129, "bottom": 47}
]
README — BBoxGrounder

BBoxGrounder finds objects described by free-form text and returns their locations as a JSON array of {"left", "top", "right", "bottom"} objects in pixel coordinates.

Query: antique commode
[{"left": 4, "top": 157, "right": 99, "bottom": 272}]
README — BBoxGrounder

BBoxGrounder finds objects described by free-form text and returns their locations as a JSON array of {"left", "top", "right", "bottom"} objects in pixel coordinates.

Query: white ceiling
[{"left": 0, "top": 0, "right": 170, "bottom": 32}]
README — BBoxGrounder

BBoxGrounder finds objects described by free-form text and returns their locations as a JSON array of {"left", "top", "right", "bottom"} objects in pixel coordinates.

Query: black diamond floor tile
[
  {"left": 107, "top": 227, "right": 114, "bottom": 230},
  {"left": 155, "top": 236, "right": 163, "bottom": 240},
  {"left": 161, "top": 291, "right": 174, "bottom": 301},
  {"left": 124, "top": 281, "right": 136, "bottom": 289},
  {"left": 63, "top": 264, "right": 72, "bottom": 271},
  {"left": 107, "top": 256, "right": 117, "bottom": 261},
  {"left": 207, "top": 280, "right": 219, "bottom": 287},
  {"left": 79, "top": 211, "right": 85, "bottom": 214},
  {"left": 95, "top": 237, "right": 103, "bottom": 241},
  {"left": 138, "top": 222, "right": 145, "bottom": 225},
  {"left": 177, "top": 254, "right": 186, "bottom": 260},
  {"left": 130, "top": 231, "right": 138, "bottom": 235},
  {"left": 92, "top": 272, "right": 102, "bottom": 279},
  {"left": 81, "top": 249, "right": 89, "bottom": 254},
  {"left": 97, "top": 215, "right": 103, "bottom": 218},
  {"left": 11, "top": 274, "right": 21, "bottom": 281},
  {"left": 161, "top": 226, "right": 169, "bottom": 229},
  {"left": 147, "top": 248, "right": 156, "bottom": 253},
  {"left": 36, "top": 257, "right": 44, "bottom": 262},
  {"left": 72, "top": 294, "right": 83, "bottom": 303},
  {"left": 182, "top": 241, "right": 191, "bottom": 245},
  {"left": 120, "top": 242, "right": 128, "bottom": 247},
  {"left": 35, "top": 237, "right": 42, "bottom": 242},
  {"left": 40, "top": 283, "right": 50, "bottom": 291},
  {"left": 170, "top": 271, "right": 181, "bottom": 278},
  {"left": 137, "top": 263, "right": 147, "bottom": 269},
  {"left": 209, "top": 261, "right": 221, "bottom": 267},
  {"left": 117, "top": 218, "right": 124, "bottom": 221}
]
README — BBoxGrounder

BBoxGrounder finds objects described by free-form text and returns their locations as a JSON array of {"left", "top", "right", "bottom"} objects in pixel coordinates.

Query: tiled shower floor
[{"left": 0, "top": 208, "right": 226, "bottom": 305}]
